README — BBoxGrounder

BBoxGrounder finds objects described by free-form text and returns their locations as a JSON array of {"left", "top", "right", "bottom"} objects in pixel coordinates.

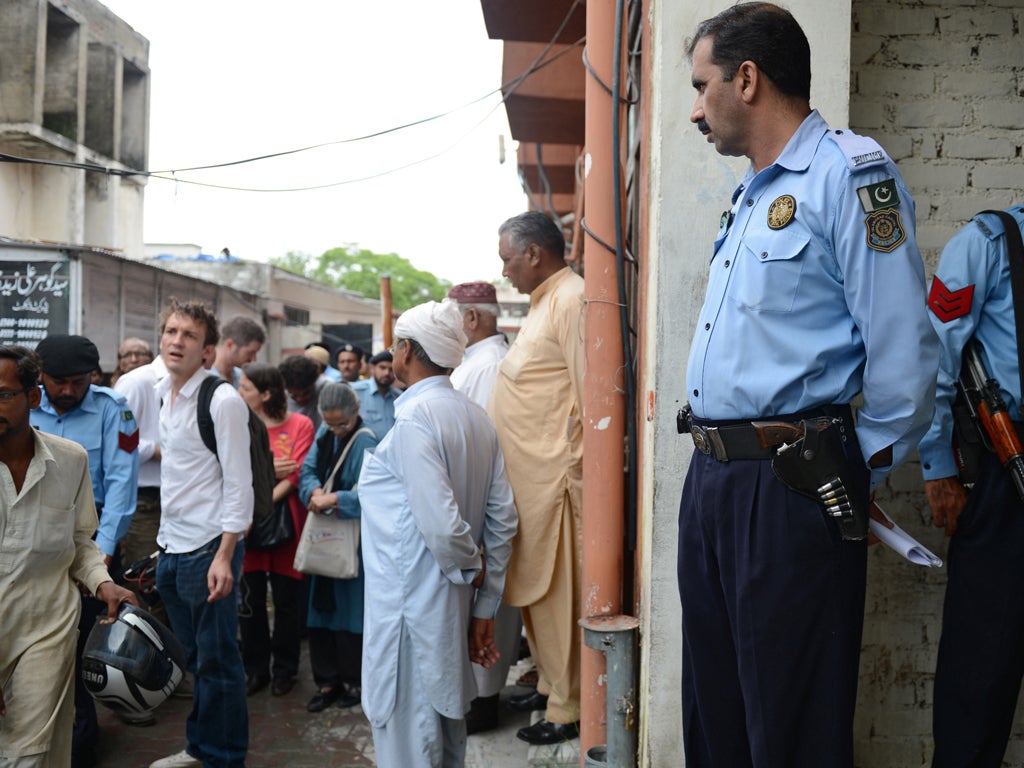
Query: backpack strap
[
  {"left": 976, "top": 210, "right": 1024, "bottom": 414},
  {"left": 197, "top": 376, "right": 229, "bottom": 457}
]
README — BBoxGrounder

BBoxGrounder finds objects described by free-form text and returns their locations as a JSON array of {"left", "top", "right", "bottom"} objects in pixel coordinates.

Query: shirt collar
[
  {"left": 394, "top": 375, "right": 451, "bottom": 415},
  {"left": 530, "top": 266, "right": 574, "bottom": 308},
  {"left": 37, "top": 385, "right": 100, "bottom": 416},
  {"left": 464, "top": 334, "right": 506, "bottom": 358},
  {"left": 760, "top": 109, "right": 827, "bottom": 177}
]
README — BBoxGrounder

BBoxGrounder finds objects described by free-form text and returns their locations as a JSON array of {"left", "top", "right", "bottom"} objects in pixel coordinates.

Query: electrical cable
[
  {"left": 611, "top": 0, "right": 639, "bottom": 564},
  {"left": 0, "top": 9, "right": 587, "bottom": 192}
]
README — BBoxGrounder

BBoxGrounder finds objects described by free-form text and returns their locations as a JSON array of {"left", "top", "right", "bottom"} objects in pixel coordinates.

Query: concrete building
[
  {"left": 483, "top": 1, "right": 1024, "bottom": 766},
  {"left": 0, "top": 0, "right": 386, "bottom": 369},
  {"left": 0, "top": 0, "right": 149, "bottom": 256}
]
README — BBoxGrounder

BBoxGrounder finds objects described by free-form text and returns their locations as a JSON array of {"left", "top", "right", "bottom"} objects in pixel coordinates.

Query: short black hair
[
  {"left": 278, "top": 354, "right": 319, "bottom": 390},
  {"left": 0, "top": 345, "right": 41, "bottom": 390},
  {"left": 686, "top": 2, "right": 811, "bottom": 101}
]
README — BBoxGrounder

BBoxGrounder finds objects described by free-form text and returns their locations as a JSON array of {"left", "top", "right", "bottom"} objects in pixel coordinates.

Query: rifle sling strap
[{"left": 977, "top": 210, "right": 1024, "bottom": 417}]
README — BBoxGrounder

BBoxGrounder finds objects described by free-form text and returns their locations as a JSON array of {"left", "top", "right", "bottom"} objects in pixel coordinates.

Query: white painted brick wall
[{"left": 850, "top": 1, "right": 1024, "bottom": 765}]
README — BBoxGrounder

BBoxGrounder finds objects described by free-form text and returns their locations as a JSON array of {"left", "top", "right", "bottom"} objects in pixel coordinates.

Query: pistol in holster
[{"left": 751, "top": 417, "right": 869, "bottom": 541}]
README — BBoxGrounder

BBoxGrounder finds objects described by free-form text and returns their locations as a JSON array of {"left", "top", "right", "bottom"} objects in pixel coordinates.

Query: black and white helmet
[{"left": 82, "top": 603, "right": 187, "bottom": 718}]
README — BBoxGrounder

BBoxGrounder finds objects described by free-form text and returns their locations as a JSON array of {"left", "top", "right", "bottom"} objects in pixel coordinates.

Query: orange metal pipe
[
  {"left": 381, "top": 276, "right": 393, "bottom": 349},
  {"left": 580, "top": 0, "right": 626, "bottom": 761}
]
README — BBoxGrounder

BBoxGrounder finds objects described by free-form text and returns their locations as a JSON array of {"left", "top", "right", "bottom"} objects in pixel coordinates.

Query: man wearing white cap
[{"left": 358, "top": 300, "right": 518, "bottom": 767}]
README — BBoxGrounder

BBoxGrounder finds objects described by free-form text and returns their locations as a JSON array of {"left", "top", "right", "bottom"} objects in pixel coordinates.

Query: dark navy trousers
[
  {"left": 933, "top": 452, "right": 1024, "bottom": 768},
  {"left": 678, "top": 451, "right": 868, "bottom": 768}
]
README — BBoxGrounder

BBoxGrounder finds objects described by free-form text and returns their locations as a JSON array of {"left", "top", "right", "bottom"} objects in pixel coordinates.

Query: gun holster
[{"left": 770, "top": 418, "right": 869, "bottom": 541}]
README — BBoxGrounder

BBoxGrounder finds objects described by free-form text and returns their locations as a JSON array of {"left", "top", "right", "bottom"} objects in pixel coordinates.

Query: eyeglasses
[
  {"left": 323, "top": 415, "right": 359, "bottom": 433},
  {"left": 119, "top": 351, "right": 153, "bottom": 360},
  {"left": 387, "top": 339, "right": 407, "bottom": 355},
  {"left": 0, "top": 387, "right": 30, "bottom": 401}
]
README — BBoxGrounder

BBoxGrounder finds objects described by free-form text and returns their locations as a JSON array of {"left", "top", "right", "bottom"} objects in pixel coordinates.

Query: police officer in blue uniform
[
  {"left": 678, "top": 5, "right": 938, "bottom": 767},
  {"left": 30, "top": 334, "right": 140, "bottom": 766},
  {"left": 919, "top": 203, "right": 1024, "bottom": 768},
  {"left": 350, "top": 351, "right": 401, "bottom": 439}
]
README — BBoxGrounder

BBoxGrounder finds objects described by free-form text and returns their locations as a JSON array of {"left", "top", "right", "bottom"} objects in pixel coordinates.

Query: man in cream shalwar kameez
[
  {"left": 359, "top": 301, "right": 517, "bottom": 767},
  {"left": 0, "top": 346, "right": 135, "bottom": 767},
  {"left": 490, "top": 212, "right": 585, "bottom": 741}
]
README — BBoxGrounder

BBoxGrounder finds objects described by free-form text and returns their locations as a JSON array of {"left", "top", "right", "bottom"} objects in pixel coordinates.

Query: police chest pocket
[
  {"left": 727, "top": 230, "right": 809, "bottom": 313},
  {"left": 34, "top": 504, "right": 75, "bottom": 553}
]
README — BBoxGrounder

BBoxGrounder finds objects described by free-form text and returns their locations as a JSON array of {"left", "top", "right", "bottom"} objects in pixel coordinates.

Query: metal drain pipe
[{"left": 580, "top": 614, "right": 640, "bottom": 768}]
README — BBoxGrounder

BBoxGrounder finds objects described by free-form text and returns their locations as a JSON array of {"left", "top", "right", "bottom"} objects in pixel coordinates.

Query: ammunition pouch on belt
[{"left": 766, "top": 417, "right": 869, "bottom": 541}]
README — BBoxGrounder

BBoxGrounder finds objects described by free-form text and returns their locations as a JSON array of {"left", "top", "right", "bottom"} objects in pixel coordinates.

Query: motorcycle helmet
[{"left": 82, "top": 603, "right": 187, "bottom": 719}]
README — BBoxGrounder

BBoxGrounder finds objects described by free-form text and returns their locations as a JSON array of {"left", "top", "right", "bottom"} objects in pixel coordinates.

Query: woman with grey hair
[{"left": 298, "top": 382, "right": 378, "bottom": 713}]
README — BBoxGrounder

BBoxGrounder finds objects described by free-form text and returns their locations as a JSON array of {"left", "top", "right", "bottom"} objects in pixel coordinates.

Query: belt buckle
[{"left": 691, "top": 425, "right": 712, "bottom": 456}]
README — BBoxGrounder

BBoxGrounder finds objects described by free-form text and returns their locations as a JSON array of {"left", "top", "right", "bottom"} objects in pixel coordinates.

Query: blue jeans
[{"left": 157, "top": 537, "right": 248, "bottom": 767}]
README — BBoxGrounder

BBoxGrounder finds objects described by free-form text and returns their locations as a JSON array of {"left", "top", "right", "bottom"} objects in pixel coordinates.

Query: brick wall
[{"left": 850, "top": 1, "right": 1024, "bottom": 765}]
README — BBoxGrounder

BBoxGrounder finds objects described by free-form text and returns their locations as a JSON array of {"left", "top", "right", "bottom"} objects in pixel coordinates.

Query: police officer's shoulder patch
[
  {"left": 973, "top": 212, "right": 1006, "bottom": 241},
  {"left": 826, "top": 129, "right": 889, "bottom": 172},
  {"left": 864, "top": 209, "right": 907, "bottom": 252}
]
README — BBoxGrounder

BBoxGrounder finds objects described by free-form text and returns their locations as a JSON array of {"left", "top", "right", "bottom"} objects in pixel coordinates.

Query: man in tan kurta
[
  {"left": 0, "top": 345, "right": 134, "bottom": 767},
  {"left": 490, "top": 212, "right": 585, "bottom": 745}
]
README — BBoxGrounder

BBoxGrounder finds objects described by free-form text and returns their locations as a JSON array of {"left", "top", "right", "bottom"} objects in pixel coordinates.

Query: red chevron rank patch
[
  {"left": 119, "top": 429, "right": 140, "bottom": 452},
  {"left": 928, "top": 277, "right": 974, "bottom": 323}
]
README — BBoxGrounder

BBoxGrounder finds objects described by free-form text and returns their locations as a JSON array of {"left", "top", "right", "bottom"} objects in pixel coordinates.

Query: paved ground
[{"left": 92, "top": 648, "right": 565, "bottom": 767}]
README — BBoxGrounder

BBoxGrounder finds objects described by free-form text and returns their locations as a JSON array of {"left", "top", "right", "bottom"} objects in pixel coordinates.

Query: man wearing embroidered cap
[
  {"left": 30, "top": 334, "right": 141, "bottom": 758},
  {"left": 447, "top": 281, "right": 519, "bottom": 734},
  {"left": 678, "top": 4, "right": 938, "bottom": 766},
  {"left": 358, "top": 300, "right": 517, "bottom": 767}
]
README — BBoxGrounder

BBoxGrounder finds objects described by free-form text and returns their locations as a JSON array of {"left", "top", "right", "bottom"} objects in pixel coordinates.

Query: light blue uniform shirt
[
  {"left": 919, "top": 205, "right": 1024, "bottom": 480},
  {"left": 350, "top": 378, "right": 402, "bottom": 440},
  {"left": 31, "top": 385, "right": 140, "bottom": 556},
  {"left": 686, "top": 110, "right": 938, "bottom": 482}
]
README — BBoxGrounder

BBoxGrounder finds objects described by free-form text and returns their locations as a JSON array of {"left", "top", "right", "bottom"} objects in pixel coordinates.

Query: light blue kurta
[{"left": 358, "top": 376, "right": 517, "bottom": 728}]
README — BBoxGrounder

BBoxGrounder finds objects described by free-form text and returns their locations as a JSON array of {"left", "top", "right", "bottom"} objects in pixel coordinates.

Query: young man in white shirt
[{"left": 149, "top": 299, "right": 253, "bottom": 768}]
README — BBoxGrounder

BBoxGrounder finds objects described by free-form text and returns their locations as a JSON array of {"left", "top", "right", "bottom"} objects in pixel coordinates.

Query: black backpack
[{"left": 196, "top": 376, "right": 276, "bottom": 520}]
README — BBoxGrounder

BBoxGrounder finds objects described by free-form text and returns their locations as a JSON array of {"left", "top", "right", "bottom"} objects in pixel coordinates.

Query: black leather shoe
[
  {"left": 271, "top": 677, "right": 295, "bottom": 697},
  {"left": 306, "top": 687, "right": 341, "bottom": 712},
  {"left": 516, "top": 719, "right": 581, "bottom": 745},
  {"left": 506, "top": 690, "right": 548, "bottom": 712},
  {"left": 246, "top": 673, "right": 270, "bottom": 697},
  {"left": 334, "top": 684, "right": 361, "bottom": 709},
  {"left": 465, "top": 693, "right": 499, "bottom": 735}
]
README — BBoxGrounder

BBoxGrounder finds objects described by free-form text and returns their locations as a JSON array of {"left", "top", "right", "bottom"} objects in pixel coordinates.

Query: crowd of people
[
  {"left": 4, "top": 3, "right": 1024, "bottom": 767},
  {"left": 0, "top": 210, "right": 584, "bottom": 768}
]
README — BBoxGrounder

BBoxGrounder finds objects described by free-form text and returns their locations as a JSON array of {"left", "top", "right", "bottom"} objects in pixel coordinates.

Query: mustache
[{"left": 697, "top": 119, "right": 710, "bottom": 133}]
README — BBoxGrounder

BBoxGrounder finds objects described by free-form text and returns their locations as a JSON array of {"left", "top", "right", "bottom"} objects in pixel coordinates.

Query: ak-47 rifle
[{"left": 957, "top": 339, "right": 1024, "bottom": 501}]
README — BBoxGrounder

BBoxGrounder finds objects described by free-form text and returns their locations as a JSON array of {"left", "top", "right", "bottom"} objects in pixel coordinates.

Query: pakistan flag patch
[{"left": 857, "top": 179, "right": 900, "bottom": 212}]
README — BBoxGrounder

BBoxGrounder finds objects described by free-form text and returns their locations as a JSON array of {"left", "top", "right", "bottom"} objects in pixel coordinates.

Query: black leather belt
[{"left": 677, "top": 403, "right": 853, "bottom": 462}]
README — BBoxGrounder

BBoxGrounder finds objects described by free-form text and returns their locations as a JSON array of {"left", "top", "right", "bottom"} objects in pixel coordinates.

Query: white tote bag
[{"left": 293, "top": 428, "right": 371, "bottom": 579}]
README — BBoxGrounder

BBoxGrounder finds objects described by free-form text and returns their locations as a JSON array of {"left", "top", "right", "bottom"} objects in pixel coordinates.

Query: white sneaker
[{"left": 149, "top": 750, "right": 201, "bottom": 768}]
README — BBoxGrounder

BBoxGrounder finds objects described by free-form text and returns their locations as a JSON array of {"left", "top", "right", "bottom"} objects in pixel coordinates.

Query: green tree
[{"left": 270, "top": 245, "right": 450, "bottom": 312}]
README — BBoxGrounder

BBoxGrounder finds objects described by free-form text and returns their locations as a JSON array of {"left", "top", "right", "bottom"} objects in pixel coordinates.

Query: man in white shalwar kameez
[{"left": 359, "top": 301, "right": 518, "bottom": 768}]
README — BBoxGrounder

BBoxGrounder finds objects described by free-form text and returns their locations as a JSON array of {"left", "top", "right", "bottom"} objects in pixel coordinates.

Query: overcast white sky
[{"left": 99, "top": 0, "right": 527, "bottom": 285}]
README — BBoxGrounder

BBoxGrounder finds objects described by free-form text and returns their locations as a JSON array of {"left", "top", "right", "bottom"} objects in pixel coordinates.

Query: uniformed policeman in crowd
[
  {"left": 918, "top": 203, "right": 1024, "bottom": 768},
  {"left": 676, "top": 4, "right": 938, "bottom": 767},
  {"left": 30, "top": 334, "right": 141, "bottom": 767}
]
